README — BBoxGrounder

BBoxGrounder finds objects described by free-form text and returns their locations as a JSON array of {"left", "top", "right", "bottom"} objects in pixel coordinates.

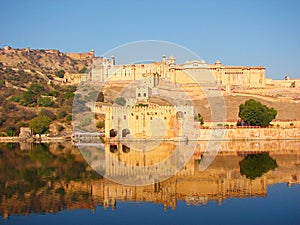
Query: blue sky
[{"left": 0, "top": 0, "right": 299, "bottom": 79}]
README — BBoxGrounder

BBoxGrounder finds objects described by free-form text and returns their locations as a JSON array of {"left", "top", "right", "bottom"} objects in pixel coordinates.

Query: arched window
[
  {"left": 122, "top": 128, "right": 130, "bottom": 138},
  {"left": 122, "top": 145, "right": 130, "bottom": 153},
  {"left": 110, "top": 145, "right": 118, "bottom": 153},
  {"left": 176, "top": 111, "right": 184, "bottom": 119},
  {"left": 109, "top": 129, "right": 117, "bottom": 137}
]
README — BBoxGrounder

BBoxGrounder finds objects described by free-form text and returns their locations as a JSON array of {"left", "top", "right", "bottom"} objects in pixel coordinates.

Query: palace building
[{"left": 88, "top": 55, "right": 266, "bottom": 88}]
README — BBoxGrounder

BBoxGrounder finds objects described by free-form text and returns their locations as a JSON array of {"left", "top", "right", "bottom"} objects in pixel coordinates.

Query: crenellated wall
[
  {"left": 105, "top": 105, "right": 194, "bottom": 139},
  {"left": 88, "top": 56, "right": 267, "bottom": 88}
]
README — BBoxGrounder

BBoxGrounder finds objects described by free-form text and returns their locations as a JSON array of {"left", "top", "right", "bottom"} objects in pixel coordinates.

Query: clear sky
[{"left": 0, "top": 0, "right": 299, "bottom": 79}]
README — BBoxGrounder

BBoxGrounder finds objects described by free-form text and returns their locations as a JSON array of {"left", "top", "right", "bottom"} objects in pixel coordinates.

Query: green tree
[
  {"left": 29, "top": 84, "right": 45, "bottom": 95},
  {"left": 96, "top": 92, "right": 104, "bottom": 102},
  {"left": 29, "top": 115, "right": 51, "bottom": 136},
  {"left": 65, "top": 115, "right": 72, "bottom": 124},
  {"left": 6, "top": 126, "right": 17, "bottom": 137},
  {"left": 78, "top": 67, "right": 88, "bottom": 73},
  {"left": 115, "top": 97, "right": 126, "bottom": 106},
  {"left": 65, "top": 90, "right": 75, "bottom": 99},
  {"left": 0, "top": 79, "right": 5, "bottom": 88},
  {"left": 20, "top": 91, "right": 35, "bottom": 106},
  {"left": 56, "top": 70, "right": 65, "bottom": 78},
  {"left": 239, "top": 99, "right": 277, "bottom": 127},
  {"left": 96, "top": 121, "right": 105, "bottom": 129},
  {"left": 239, "top": 153, "right": 278, "bottom": 180},
  {"left": 38, "top": 97, "right": 53, "bottom": 107},
  {"left": 196, "top": 113, "right": 204, "bottom": 125}
]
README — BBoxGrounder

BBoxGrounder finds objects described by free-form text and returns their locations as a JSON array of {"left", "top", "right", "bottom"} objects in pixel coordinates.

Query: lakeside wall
[
  {"left": 0, "top": 127, "right": 299, "bottom": 143},
  {"left": 197, "top": 127, "right": 300, "bottom": 141}
]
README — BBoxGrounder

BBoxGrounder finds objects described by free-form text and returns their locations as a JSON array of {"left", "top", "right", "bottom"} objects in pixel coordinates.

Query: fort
[
  {"left": 71, "top": 54, "right": 300, "bottom": 89},
  {"left": 65, "top": 49, "right": 95, "bottom": 60},
  {"left": 105, "top": 105, "right": 195, "bottom": 140}
]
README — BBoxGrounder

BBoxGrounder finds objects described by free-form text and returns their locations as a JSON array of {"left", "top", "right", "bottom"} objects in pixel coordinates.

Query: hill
[{"left": 0, "top": 46, "right": 96, "bottom": 137}]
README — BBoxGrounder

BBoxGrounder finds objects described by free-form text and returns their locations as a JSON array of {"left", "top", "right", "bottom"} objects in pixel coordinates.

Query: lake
[{"left": 0, "top": 141, "right": 299, "bottom": 225}]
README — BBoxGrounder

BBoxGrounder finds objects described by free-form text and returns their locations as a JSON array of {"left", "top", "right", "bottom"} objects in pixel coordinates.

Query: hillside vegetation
[{"left": 0, "top": 47, "right": 93, "bottom": 137}]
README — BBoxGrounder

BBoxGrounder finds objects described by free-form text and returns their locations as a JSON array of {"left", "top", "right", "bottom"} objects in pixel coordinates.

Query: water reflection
[{"left": 0, "top": 141, "right": 299, "bottom": 219}]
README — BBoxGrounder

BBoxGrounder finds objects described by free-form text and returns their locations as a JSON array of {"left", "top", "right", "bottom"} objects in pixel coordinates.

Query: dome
[{"left": 215, "top": 59, "right": 221, "bottom": 64}]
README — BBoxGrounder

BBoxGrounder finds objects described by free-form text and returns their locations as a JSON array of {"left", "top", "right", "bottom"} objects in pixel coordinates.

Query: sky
[{"left": 0, "top": 0, "right": 299, "bottom": 79}]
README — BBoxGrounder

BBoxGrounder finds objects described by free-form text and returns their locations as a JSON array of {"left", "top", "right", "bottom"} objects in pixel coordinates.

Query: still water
[{"left": 0, "top": 141, "right": 299, "bottom": 225}]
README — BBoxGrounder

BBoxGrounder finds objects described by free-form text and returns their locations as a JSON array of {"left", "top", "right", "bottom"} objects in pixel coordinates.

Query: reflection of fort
[
  {"left": 1, "top": 141, "right": 300, "bottom": 219},
  {"left": 79, "top": 140, "right": 300, "bottom": 180}
]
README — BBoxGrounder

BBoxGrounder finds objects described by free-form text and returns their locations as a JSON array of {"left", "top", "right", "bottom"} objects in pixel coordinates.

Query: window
[
  {"left": 143, "top": 93, "right": 147, "bottom": 97},
  {"left": 124, "top": 115, "right": 126, "bottom": 120},
  {"left": 136, "top": 115, "right": 139, "bottom": 120},
  {"left": 138, "top": 93, "right": 141, "bottom": 97}
]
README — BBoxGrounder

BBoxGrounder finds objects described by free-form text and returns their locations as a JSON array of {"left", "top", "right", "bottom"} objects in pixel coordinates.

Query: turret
[
  {"left": 91, "top": 49, "right": 95, "bottom": 57},
  {"left": 111, "top": 55, "right": 115, "bottom": 65},
  {"left": 162, "top": 54, "right": 166, "bottom": 64}
]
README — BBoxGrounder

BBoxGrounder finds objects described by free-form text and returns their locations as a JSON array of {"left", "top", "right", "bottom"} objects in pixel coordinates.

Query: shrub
[
  {"left": 20, "top": 91, "right": 35, "bottom": 106},
  {"left": 46, "top": 74, "right": 54, "bottom": 80},
  {"left": 38, "top": 97, "right": 53, "bottom": 107},
  {"left": 57, "top": 125, "right": 64, "bottom": 132},
  {"left": 78, "top": 67, "right": 88, "bottom": 73},
  {"left": 66, "top": 115, "right": 72, "bottom": 124},
  {"left": 56, "top": 70, "right": 65, "bottom": 78},
  {"left": 6, "top": 126, "right": 18, "bottom": 137},
  {"left": 115, "top": 97, "right": 126, "bottom": 106},
  {"left": 29, "top": 83, "right": 45, "bottom": 95},
  {"left": 48, "top": 90, "right": 59, "bottom": 97},
  {"left": 96, "top": 121, "right": 105, "bottom": 129},
  {"left": 58, "top": 110, "right": 67, "bottom": 119}
]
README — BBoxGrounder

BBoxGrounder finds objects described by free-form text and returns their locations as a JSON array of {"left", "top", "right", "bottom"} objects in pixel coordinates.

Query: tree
[
  {"left": 78, "top": 67, "right": 88, "bottom": 73},
  {"left": 65, "top": 115, "right": 72, "bottom": 124},
  {"left": 96, "top": 92, "right": 104, "bottom": 102},
  {"left": 239, "top": 99, "right": 277, "bottom": 127},
  {"left": 38, "top": 97, "right": 53, "bottom": 107},
  {"left": 20, "top": 91, "right": 35, "bottom": 106},
  {"left": 29, "top": 84, "right": 45, "bottom": 95},
  {"left": 96, "top": 121, "right": 105, "bottom": 129},
  {"left": 115, "top": 97, "right": 126, "bottom": 106},
  {"left": 29, "top": 115, "right": 51, "bottom": 136},
  {"left": 196, "top": 113, "right": 204, "bottom": 125},
  {"left": 56, "top": 70, "right": 65, "bottom": 78},
  {"left": 6, "top": 126, "right": 17, "bottom": 137},
  {"left": 239, "top": 153, "right": 277, "bottom": 180}
]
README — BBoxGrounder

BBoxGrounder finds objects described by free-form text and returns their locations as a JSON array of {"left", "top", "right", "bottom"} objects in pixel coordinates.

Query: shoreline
[{"left": 1, "top": 136, "right": 300, "bottom": 144}]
